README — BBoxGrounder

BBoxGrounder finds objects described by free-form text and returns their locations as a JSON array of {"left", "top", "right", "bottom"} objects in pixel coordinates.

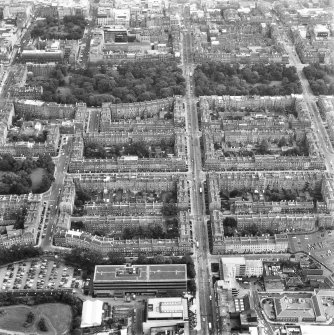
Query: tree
[
  {"left": 107, "top": 252, "right": 126, "bottom": 265},
  {"left": 161, "top": 203, "right": 178, "bottom": 216},
  {"left": 187, "top": 279, "right": 196, "bottom": 294},
  {"left": 71, "top": 221, "right": 84, "bottom": 230},
  {"left": 25, "top": 311, "right": 35, "bottom": 325},
  {"left": 223, "top": 217, "right": 237, "bottom": 228},
  {"left": 303, "top": 64, "right": 334, "bottom": 95},
  {"left": 223, "top": 217, "right": 238, "bottom": 236},
  {"left": 258, "top": 139, "right": 270, "bottom": 155},
  {"left": 187, "top": 264, "right": 196, "bottom": 278},
  {"left": 278, "top": 137, "right": 288, "bottom": 148},
  {"left": 14, "top": 207, "right": 27, "bottom": 230},
  {"left": 38, "top": 318, "right": 48, "bottom": 332},
  {"left": 0, "top": 245, "right": 42, "bottom": 266},
  {"left": 229, "top": 189, "right": 242, "bottom": 198},
  {"left": 152, "top": 255, "right": 166, "bottom": 264}
]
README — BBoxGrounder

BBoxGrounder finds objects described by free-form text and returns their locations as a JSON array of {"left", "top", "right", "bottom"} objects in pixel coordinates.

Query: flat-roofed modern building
[
  {"left": 143, "top": 297, "right": 190, "bottom": 334},
  {"left": 93, "top": 264, "right": 187, "bottom": 297}
]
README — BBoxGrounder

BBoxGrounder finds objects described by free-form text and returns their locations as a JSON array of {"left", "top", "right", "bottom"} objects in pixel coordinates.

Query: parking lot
[
  {"left": 289, "top": 230, "right": 334, "bottom": 269},
  {"left": 0, "top": 259, "right": 83, "bottom": 291}
]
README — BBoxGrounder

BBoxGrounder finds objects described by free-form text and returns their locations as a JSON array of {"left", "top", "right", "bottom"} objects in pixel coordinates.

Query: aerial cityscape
[{"left": 0, "top": 0, "right": 333, "bottom": 334}]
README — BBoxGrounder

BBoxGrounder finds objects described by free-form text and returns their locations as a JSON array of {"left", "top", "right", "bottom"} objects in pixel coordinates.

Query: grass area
[
  {"left": 56, "top": 86, "right": 71, "bottom": 97},
  {"left": 0, "top": 303, "right": 72, "bottom": 335},
  {"left": 30, "top": 168, "right": 47, "bottom": 192},
  {"left": 0, "top": 305, "right": 31, "bottom": 332},
  {"left": 35, "top": 303, "right": 72, "bottom": 334}
]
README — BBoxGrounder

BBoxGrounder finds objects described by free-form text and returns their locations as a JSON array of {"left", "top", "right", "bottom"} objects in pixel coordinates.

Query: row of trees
[
  {"left": 0, "top": 245, "right": 42, "bottom": 266},
  {"left": 194, "top": 62, "right": 302, "bottom": 96},
  {"left": 30, "top": 15, "right": 86, "bottom": 40},
  {"left": 0, "top": 154, "right": 55, "bottom": 195},
  {"left": 303, "top": 64, "right": 334, "bottom": 95},
  {"left": 33, "top": 61, "right": 186, "bottom": 106}
]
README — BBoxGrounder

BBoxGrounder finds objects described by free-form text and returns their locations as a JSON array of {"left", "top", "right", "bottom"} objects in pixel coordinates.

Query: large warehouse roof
[{"left": 80, "top": 300, "right": 104, "bottom": 328}]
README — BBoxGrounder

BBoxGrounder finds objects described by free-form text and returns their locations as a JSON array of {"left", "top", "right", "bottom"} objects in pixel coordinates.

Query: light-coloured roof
[
  {"left": 300, "top": 326, "right": 334, "bottom": 335},
  {"left": 220, "top": 257, "right": 246, "bottom": 265},
  {"left": 147, "top": 297, "right": 188, "bottom": 320},
  {"left": 80, "top": 300, "right": 104, "bottom": 328},
  {"left": 94, "top": 264, "right": 187, "bottom": 282}
]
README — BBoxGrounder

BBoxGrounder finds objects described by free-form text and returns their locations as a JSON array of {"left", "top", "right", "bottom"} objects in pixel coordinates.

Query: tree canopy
[
  {"left": 0, "top": 245, "right": 42, "bottom": 266},
  {"left": 30, "top": 15, "right": 86, "bottom": 40},
  {"left": 193, "top": 62, "right": 302, "bottom": 96},
  {"left": 122, "top": 224, "right": 179, "bottom": 240},
  {"left": 30, "top": 61, "right": 186, "bottom": 106},
  {"left": 0, "top": 154, "right": 55, "bottom": 195},
  {"left": 303, "top": 64, "right": 334, "bottom": 95}
]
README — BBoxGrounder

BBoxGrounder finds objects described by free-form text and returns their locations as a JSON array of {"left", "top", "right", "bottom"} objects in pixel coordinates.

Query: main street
[
  {"left": 285, "top": 42, "right": 334, "bottom": 170},
  {"left": 40, "top": 136, "right": 73, "bottom": 250},
  {"left": 181, "top": 26, "right": 216, "bottom": 334}
]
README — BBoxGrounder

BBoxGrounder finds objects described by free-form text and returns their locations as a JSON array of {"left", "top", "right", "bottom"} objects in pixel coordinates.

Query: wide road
[
  {"left": 40, "top": 136, "right": 73, "bottom": 250},
  {"left": 181, "top": 27, "right": 216, "bottom": 334},
  {"left": 285, "top": 41, "right": 334, "bottom": 170}
]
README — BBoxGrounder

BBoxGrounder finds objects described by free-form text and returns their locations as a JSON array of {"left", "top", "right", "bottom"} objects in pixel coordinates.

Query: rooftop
[
  {"left": 94, "top": 264, "right": 187, "bottom": 282},
  {"left": 147, "top": 297, "right": 188, "bottom": 320}
]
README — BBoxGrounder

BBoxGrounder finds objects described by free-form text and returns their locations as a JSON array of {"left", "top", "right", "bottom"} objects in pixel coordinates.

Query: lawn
[
  {"left": 57, "top": 86, "right": 72, "bottom": 96},
  {"left": 0, "top": 305, "right": 31, "bottom": 332},
  {"left": 0, "top": 303, "right": 72, "bottom": 335},
  {"left": 35, "top": 303, "right": 72, "bottom": 334},
  {"left": 30, "top": 168, "right": 47, "bottom": 192}
]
